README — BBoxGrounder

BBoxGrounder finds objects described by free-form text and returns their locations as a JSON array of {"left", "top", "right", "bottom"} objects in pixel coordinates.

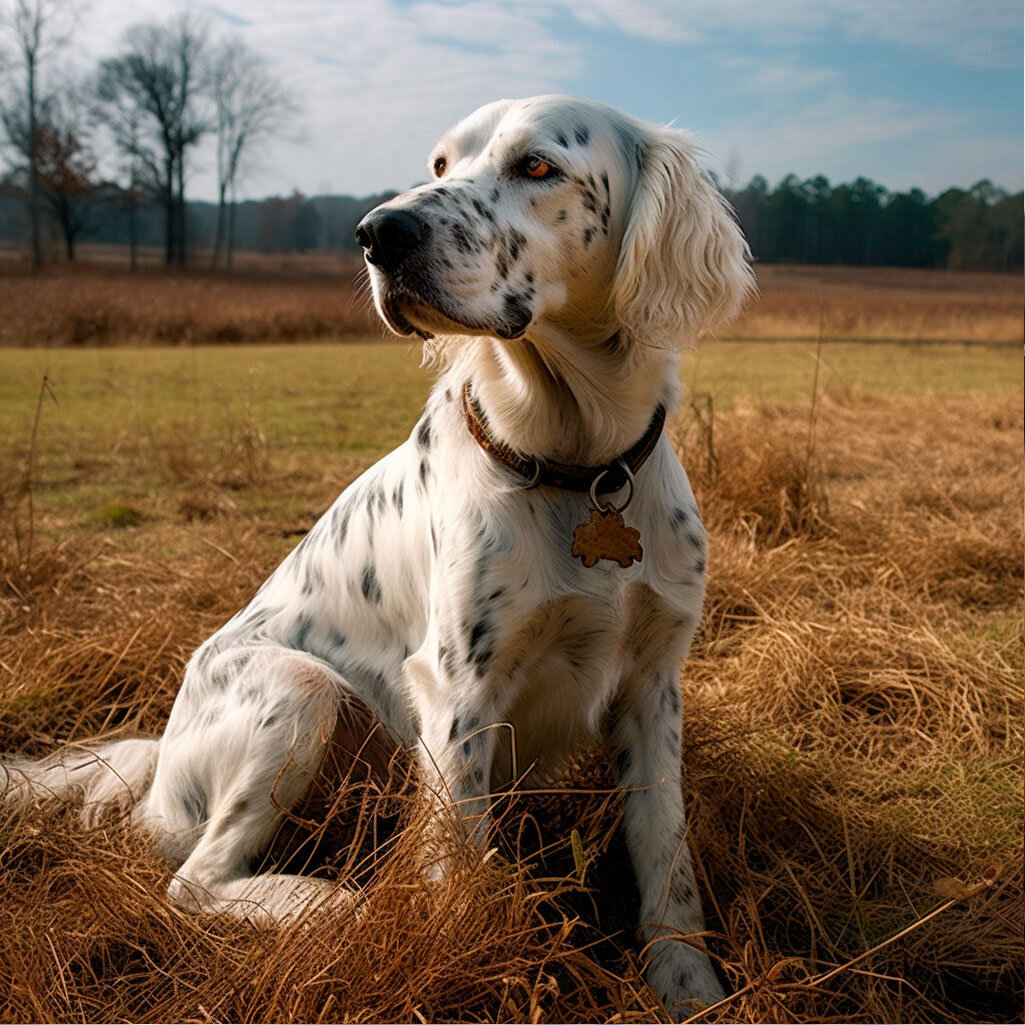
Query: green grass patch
[
  {"left": 86, "top": 502, "right": 145, "bottom": 528},
  {"left": 0, "top": 338, "right": 1019, "bottom": 543}
]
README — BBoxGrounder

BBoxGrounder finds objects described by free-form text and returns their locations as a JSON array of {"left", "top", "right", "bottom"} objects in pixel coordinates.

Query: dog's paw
[{"left": 647, "top": 942, "right": 726, "bottom": 1022}]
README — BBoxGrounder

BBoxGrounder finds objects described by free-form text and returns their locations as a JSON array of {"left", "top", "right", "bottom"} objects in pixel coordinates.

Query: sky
[{"left": 46, "top": 0, "right": 1025, "bottom": 201}]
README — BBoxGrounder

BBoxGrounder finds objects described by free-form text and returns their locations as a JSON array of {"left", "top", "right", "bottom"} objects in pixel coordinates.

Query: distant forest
[
  {"left": 724, "top": 174, "right": 1023, "bottom": 272},
  {"left": 1, "top": 174, "right": 1020, "bottom": 273}
]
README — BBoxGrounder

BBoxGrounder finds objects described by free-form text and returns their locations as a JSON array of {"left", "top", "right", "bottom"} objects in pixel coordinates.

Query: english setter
[{"left": 3, "top": 95, "right": 754, "bottom": 1016}]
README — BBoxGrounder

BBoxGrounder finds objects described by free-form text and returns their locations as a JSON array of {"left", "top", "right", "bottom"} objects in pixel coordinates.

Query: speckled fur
[{"left": 2, "top": 95, "right": 754, "bottom": 1018}]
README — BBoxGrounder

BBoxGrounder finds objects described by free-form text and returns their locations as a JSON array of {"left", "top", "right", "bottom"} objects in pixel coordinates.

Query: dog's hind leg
[{"left": 144, "top": 648, "right": 366, "bottom": 924}]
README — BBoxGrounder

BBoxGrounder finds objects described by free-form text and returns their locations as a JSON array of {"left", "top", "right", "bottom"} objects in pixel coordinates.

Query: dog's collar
[{"left": 461, "top": 379, "right": 666, "bottom": 494}]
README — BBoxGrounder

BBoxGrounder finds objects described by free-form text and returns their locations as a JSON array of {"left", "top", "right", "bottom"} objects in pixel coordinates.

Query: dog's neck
[{"left": 444, "top": 326, "right": 680, "bottom": 465}]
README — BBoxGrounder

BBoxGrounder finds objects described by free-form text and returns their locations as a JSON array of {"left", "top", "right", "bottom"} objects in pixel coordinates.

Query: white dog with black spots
[{"left": 3, "top": 94, "right": 754, "bottom": 1016}]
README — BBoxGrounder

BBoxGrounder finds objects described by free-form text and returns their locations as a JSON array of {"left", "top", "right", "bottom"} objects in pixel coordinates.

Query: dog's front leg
[
  {"left": 611, "top": 669, "right": 726, "bottom": 1017},
  {"left": 412, "top": 672, "right": 499, "bottom": 877}
]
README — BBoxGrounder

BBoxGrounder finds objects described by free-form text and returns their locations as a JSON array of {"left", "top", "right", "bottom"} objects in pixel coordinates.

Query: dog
[{"left": 2, "top": 95, "right": 754, "bottom": 1016}]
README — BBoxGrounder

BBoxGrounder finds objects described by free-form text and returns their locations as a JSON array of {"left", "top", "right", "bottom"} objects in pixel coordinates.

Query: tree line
[
  {"left": 1, "top": 0, "right": 1021, "bottom": 273},
  {"left": 724, "top": 173, "right": 1023, "bottom": 272}
]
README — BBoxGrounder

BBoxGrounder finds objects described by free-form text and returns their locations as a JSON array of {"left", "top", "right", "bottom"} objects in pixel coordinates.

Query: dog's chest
[{"left": 458, "top": 550, "right": 689, "bottom": 777}]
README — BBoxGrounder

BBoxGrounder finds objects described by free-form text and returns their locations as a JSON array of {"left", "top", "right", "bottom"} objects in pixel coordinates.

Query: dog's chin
[{"left": 377, "top": 284, "right": 531, "bottom": 343}]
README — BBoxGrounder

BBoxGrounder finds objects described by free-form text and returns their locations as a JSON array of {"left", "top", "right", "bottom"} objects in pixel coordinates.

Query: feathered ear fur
[{"left": 612, "top": 127, "right": 756, "bottom": 346}]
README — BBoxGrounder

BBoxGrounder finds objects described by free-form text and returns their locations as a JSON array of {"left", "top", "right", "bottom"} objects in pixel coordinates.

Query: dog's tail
[{"left": 2, "top": 735, "right": 159, "bottom": 828}]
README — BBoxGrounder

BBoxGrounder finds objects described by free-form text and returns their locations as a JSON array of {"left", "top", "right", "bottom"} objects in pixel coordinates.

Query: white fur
[{"left": 2, "top": 95, "right": 754, "bottom": 1018}]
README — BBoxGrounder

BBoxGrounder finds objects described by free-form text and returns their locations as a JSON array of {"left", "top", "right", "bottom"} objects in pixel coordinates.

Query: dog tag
[{"left": 572, "top": 507, "right": 643, "bottom": 568}]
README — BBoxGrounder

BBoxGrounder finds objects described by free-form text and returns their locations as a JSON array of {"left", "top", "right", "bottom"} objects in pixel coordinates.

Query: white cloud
[
  {"left": 555, "top": 0, "right": 1022, "bottom": 68},
  {"left": 718, "top": 53, "right": 840, "bottom": 97},
  {"left": 15, "top": 0, "right": 1020, "bottom": 202}
]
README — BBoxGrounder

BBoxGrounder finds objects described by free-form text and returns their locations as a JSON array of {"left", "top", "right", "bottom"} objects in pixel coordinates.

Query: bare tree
[
  {"left": 0, "top": 0, "right": 80, "bottom": 268},
  {"left": 35, "top": 93, "right": 96, "bottom": 259},
  {"left": 94, "top": 12, "right": 209, "bottom": 266},
  {"left": 209, "top": 38, "right": 293, "bottom": 270}
]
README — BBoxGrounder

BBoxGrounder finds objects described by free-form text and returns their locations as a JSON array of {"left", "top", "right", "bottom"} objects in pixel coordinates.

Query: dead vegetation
[
  {"left": 0, "top": 258, "right": 1021, "bottom": 348},
  {"left": 0, "top": 259, "right": 379, "bottom": 347},
  {"left": 733, "top": 265, "right": 1024, "bottom": 344},
  {"left": 0, "top": 381, "right": 1022, "bottom": 1023}
]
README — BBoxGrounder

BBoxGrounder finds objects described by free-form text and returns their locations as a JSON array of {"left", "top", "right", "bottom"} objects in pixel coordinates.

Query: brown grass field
[
  {"left": 0, "top": 263, "right": 1022, "bottom": 1023},
  {"left": 0, "top": 252, "right": 1021, "bottom": 347}
]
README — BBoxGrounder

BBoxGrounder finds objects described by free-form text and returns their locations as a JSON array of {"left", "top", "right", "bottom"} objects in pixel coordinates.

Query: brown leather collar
[{"left": 462, "top": 379, "right": 666, "bottom": 495}]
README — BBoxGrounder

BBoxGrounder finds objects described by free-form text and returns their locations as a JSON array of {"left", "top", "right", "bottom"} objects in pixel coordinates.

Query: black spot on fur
[
  {"left": 419, "top": 458, "right": 430, "bottom": 488},
  {"left": 179, "top": 780, "right": 208, "bottom": 825},
  {"left": 574, "top": 125, "right": 589, "bottom": 146},
  {"left": 449, "top": 717, "right": 459, "bottom": 742},
  {"left": 555, "top": 131, "right": 568, "bottom": 148},
  {"left": 361, "top": 564, "right": 383, "bottom": 604},
  {"left": 695, "top": 557, "right": 706, "bottom": 573},
  {"left": 583, "top": 227, "right": 595, "bottom": 246},
  {"left": 332, "top": 504, "right": 351, "bottom": 544},
  {"left": 300, "top": 559, "right": 324, "bottom": 597},
  {"left": 469, "top": 619, "right": 490, "bottom": 653},
  {"left": 417, "top": 414, "right": 432, "bottom": 451},
  {"left": 616, "top": 746, "right": 632, "bottom": 780},
  {"left": 490, "top": 187, "right": 500, "bottom": 202},
  {"left": 450, "top": 220, "right": 474, "bottom": 254},
  {"left": 671, "top": 507, "right": 689, "bottom": 527},
  {"left": 472, "top": 198, "right": 495, "bottom": 222},
  {"left": 290, "top": 614, "right": 313, "bottom": 650},
  {"left": 393, "top": 482, "right": 404, "bottom": 517},
  {"left": 468, "top": 617, "right": 494, "bottom": 677},
  {"left": 329, "top": 629, "right": 346, "bottom": 650},
  {"left": 556, "top": 209, "right": 566, "bottom": 221},
  {"left": 473, "top": 767, "right": 485, "bottom": 787}
]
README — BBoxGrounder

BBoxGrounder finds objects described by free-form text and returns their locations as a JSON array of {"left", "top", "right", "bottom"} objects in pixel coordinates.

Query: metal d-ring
[
  {"left": 520, "top": 456, "right": 541, "bottom": 489},
  {"left": 589, "top": 458, "right": 635, "bottom": 513}
]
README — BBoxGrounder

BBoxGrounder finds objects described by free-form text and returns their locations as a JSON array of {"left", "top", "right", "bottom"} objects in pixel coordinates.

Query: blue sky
[{"left": 73, "top": 0, "right": 1023, "bottom": 201}]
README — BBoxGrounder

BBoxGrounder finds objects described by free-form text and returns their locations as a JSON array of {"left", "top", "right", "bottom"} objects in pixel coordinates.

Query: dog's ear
[{"left": 612, "top": 126, "right": 755, "bottom": 346}]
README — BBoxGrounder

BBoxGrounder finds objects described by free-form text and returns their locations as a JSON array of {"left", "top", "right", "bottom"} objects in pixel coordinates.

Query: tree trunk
[
  {"left": 176, "top": 151, "right": 186, "bottom": 266},
  {"left": 226, "top": 183, "right": 236, "bottom": 271},
  {"left": 164, "top": 157, "right": 175, "bottom": 266},
  {"left": 128, "top": 188, "right": 138, "bottom": 271},
  {"left": 211, "top": 182, "right": 226, "bottom": 270},
  {"left": 27, "top": 52, "right": 42, "bottom": 270}
]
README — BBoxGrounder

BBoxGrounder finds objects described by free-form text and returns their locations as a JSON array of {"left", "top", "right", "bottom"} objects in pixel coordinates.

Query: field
[
  {"left": 0, "top": 266, "right": 1022, "bottom": 1023},
  {"left": 0, "top": 256, "right": 1022, "bottom": 347}
]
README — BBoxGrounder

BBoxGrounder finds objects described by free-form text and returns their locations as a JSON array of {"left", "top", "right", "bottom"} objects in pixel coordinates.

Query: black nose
[{"left": 355, "top": 208, "right": 427, "bottom": 271}]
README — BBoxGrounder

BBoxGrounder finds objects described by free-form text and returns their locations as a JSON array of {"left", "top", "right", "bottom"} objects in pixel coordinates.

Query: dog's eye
[
  {"left": 521, "top": 155, "right": 555, "bottom": 180},
  {"left": 433, "top": 156, "right": 447, "bottom": 177}
]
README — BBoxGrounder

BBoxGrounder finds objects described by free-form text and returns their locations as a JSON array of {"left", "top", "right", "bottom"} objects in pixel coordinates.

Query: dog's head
[{"left": 356, "top": 95, "right": 754, "bottom": 351}]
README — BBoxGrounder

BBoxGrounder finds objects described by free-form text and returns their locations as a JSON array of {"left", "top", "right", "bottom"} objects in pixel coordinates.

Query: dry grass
[
  {"left": 0, "top": 259, "right": 379, "bottom": 347},
  {"left": 1, "top": 361, "right": 1021, "bottom": 1022},
  {"left": 728, "top": 264, "right": 1023, "bottom": 344},
  {"left": 0, "top": 258, "right": 1020, "bottom": 348}
]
